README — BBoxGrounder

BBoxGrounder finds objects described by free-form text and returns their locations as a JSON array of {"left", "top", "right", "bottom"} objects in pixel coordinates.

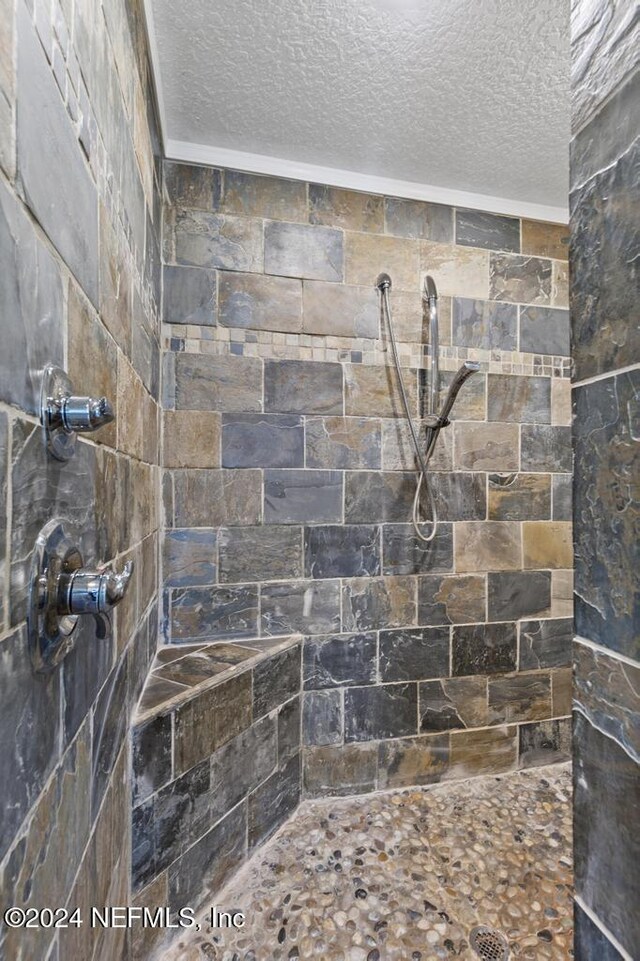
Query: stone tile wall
[
  {"left": 129, "top": 636, "right": 301, "bottom": 960},
  {"left": 0, "top": 0, "right": 162, "bottom": 959},
  {"left": 570, "top": 3, "right": 640, "bottom": 958},
  {"left": 161, "top": 164, "right": 574, "bottom": 799}
]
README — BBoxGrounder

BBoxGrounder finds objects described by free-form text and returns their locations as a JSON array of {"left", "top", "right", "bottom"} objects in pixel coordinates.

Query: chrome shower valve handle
[
  {"left": 28, "top": 520, "right": 134, "bottom": 671},
  {"left": 40, "top": 364, "right": 115, "bottom": 460}
]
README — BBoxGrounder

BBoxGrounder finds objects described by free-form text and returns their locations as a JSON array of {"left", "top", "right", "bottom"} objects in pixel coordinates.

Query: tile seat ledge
[{"left": 135, "top": 634, "right": 302, "bottom": 724}]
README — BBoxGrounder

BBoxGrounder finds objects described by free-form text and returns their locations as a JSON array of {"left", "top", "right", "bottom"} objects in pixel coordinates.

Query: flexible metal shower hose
[{"left": 381, "top": 287, "right": 438, "bottom": 543}]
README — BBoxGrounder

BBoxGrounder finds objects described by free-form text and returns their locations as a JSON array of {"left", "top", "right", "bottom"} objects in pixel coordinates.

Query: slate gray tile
[
  {"left": 519, "top": 717, "right": 571, "bottom": 767},
  {"left": 264, "top": 469, "right": 343, "bottom": 524},
  {"left": 455, "top": 209, "right": 520, "bottom": 252},
  {"left": 173, "top": 209, "right": 263, "bottom": 272},
  {"left": 454, "top": 422, "right": 520, "bottom": 472},
  {"left": 163, "top": 529, "right": 217, "bottom": 588},
  {"left": 264, "top": 359, "right": 343, "bottom": 415},
  {"left": 487, "top": 571, "right": 551, "bottom": 622},
  {"left": 0, "top": 626, "right": 61, "bottom": 860},
  {"left": 379, "top": 627, "right": 450, "bottom": 682},
  {"left": 552, "top": 473, "right": 572, "bottom": 520},
  {"left": 452, "top": 622, "right": 517, "bottom": 676},
  {"left": 172, "top": 469, "right": 262, "bottom": 527},
  {"left": 277, "top": 696, "right": 301, "bottom": 763},
  {"left": 303, "top": 743, "right": 377, "bottom": 797},
  {"left": 521, "top": 424, "right": 572, "bottom": 472},
  {"left": 341, "top": 576, "right": 416, "bottom": 632},
  {"left": 208, "top": 715, "right": 277, "bottom": 826},
  {"left": 385, "top": 198, "right": 453, "bottom": 242},
  {"left": 490, "top": 253, "right": 552, "bottom": 305},
  {"left": 154, "top": 644, "right": 256, "bottom": 687},
  {"left": 303, "top": 691, "right": 342, "bottom": 746},
  {"left": 436, "top": 368, "right": 486, "bottom": 421},
  {"left": 261, "top": 580, "right": 341, "bottom": 636},
  {"left": 219, "top": 526, "right": 303, "bottom": 583},
  {"left": 168, "top": 804, "right": 246, "bottom": 912},
  {"left": 222, "top": 170, "right": 307, "bottom": 221},
  {"left": 488, "top": 472, "right": 551, "bottom": 521},
  {"left": 382, "top": 522, "right": 453, "bottom": 575},
  {"left": 253, "top": 644, "right": 302, "bottom": 719},
  {"left": 303, "top": 632, "right": 377, "bottom": 690},
  {"left": 302, "top": 280, "right": 378, "bottom": 338},
  {"left": 573, "top": 712, "right": 640, "bottom": 955},
  {"left": 488, "top": 673, "right": 552, "bottom": 724},
  {"left": 173, "top": 672, "right": 253, "bottom": 774},
  {"left": 132, "top": 714, "right": 172, "bottom": 805},
  {"left": 417, "top": 573, "right": 486, "bottom": 626},
  {"left": 574, "top": 371, "right": 639, "bottom": 658},
  {"left": 0, "top": 180, "right": 64, "bottom": 415},
  {"left": 451, "top": 297, "right": 518, "bottom": 350},
  {"left": 574, "top": 904, "right": 625, "bottom": 961},
  {"left": 519, "top": 618, "right": 573, "bottom": 670},
  {"left": 345, "top": 471, "right": 485, "bottom": 524},
  {"left": 219, "top": 271, "right": 302, "bottom": 333},
  {"left": 17, "top": 4, "right": 98, "bottom": 302},
  {"left": 344, "top": 683, "right": 417, "bottom": 742},
  {"left": 248, "top": 753, "right": 301, "bottom": 849},
  {"left": 0, "top": 412, "right": 7, "bottom": 622},
  {"left": 137, "top": 676, "right": 188, "bottom": 716},
  {"left": 487, "top": 374, "right": 551, "bottom": 424},
  {"left": 170, "top": 585, "right": 259, "bottom": 642},
  {"left": 419, "top": 676, "right": 488, "bottom": 732},
  {"left": 149, "top": 759, "right": 213, "bottom": 875},
  {"left": 174, "top": 352, "right": 262, "bottom": 412},
  {"left": 382, "top": 417, "right": 453, "bottom": 472},
  {"left": 164, "top": 161, "right": 221, "bottom": 210},
  {"left": 222, "top": 414, "right": 304, "bottom": 468},
  {"left": 573, "top": 641, "right": 640, "bottom": 762},
  {"left": 308, "top": 184, "right": 384, "bottom": 232},
  {"left": 163, "top": 264, "right": 216, "bottom": 326},
  {"left": 519, "top": 306, "right": 570, "bottom": 356},
  {"left": 306, "top": 416, "right": 381, "bottom": 469},
  {"left": 264, "top": 221, "right": 343, "bottom": 282},
  {"left": 91, "top": 654, "right": 129, "bottom": 817},
  {"left": 305, "top": 524, "right": 381, "bottom": 578}
]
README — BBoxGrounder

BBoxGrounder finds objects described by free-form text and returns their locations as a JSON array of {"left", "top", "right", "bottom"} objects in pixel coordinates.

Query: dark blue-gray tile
[
  {"left": 451, "top": 297, "right": 517, "bottom": 350},
  {"left": 303, "top": 690, "right": 342, "bottom": 747},
  {"left": 163, "top": 264, "right": 216, "bottom": 326},
  {"left": 169, "top": 585, "right": 259, "bottom": 642},
  {"left": 222, "top": 413, "right": 304, "bottom": 469},
  {"left": 344, "top": 683, "right": 418, "bottom": 742},
  {"left": 264, "top": 222, "right": 343, "bottom": 282},
  {"left": 379, "top": 627, "right": 450, "bottom": 682},
  {"left": 305, "top": 524, "right": 381, "bottom": 579},
  {"left": 261, "top": 580, "right": 341, "bottom": 637},
  {"left": 382, "top": 522, "right": 453, "bottom": 576},
  {"left": 452, "top": 622, "right": 517, "bottom": 676},
  {"left": 265, "top": 469, "right": 343, "bottom": 525},
  {"left": 455, "top": 209, "right": 520, "bottom": 253},
  {"left": 264, "top": 359, "right": 343, "bottom": 415},
  {"left": 385, "top": 198, "right": 453, "bottom": 242},
  {"left": 303, "top": 632, "right": 377, "bottom": 690},
  {"left": 519, "top": 306, "right": 570, "bottom": 357},
  {"left": 487, "top": 571, "right": 551, "bottom": 622}
]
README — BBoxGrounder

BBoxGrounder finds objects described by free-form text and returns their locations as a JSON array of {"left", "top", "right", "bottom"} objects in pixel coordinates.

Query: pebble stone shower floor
[{"left": 161, "top": 765, "right": 573, "bottom": 961}]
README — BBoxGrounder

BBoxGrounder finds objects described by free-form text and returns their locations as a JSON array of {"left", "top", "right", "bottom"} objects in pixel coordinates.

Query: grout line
[
  {"left": 572, "top": 361, "right": 640, "bottom": 389},
  {"left": 573, "top": 634, "right": 640, "bottom": 670},
  {"left": 574, "top": 896, "right": 634, "bottom": 961}
]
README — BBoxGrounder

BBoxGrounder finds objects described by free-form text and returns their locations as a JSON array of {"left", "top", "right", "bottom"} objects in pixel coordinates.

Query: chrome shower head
[
  {"left": 423, "top": 275, "right": 438, "bottom": 304},
  {"left": 438, "top": 361, "right": 480, "bottom": 423},
  {"left": 376, "top": 273, "right": 392, "bottom": 291}
]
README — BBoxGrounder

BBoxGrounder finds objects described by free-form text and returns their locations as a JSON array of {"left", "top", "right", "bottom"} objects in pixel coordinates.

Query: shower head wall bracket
[{"left": 41, "top": 364, "right": 115, "bottom": 461}]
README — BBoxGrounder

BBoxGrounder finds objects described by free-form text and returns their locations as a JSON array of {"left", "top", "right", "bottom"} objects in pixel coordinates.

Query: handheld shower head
[
  {"left": 423, "top": 275, "right": 438, "bottom": 304},
  {"left": 438, "top": 361, "right": 480, "bottom": 423}
]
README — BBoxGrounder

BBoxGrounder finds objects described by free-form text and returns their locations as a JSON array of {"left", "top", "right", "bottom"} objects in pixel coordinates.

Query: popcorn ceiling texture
[{"left": 150, "top": 0, "right": 570, "bottom": 208}]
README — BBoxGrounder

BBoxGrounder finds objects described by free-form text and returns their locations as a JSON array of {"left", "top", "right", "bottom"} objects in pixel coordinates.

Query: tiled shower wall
[
  {"left": 0, "top": 0, "right": 161, "bottom": 958},
  {"left": 161, "top": 165, "right": 574, "bottom": 796},
  {"left": 570, "top": 2, "right": 640, "bottom": 958}
]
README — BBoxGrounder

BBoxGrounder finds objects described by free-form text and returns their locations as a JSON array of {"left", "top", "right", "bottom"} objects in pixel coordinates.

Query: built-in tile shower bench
[{"left": 130, "top": 634, "right": 302, "bottom": 954}]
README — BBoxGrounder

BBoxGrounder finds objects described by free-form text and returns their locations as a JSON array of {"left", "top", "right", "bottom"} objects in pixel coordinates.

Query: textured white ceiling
[{"left": 147, "top": 0, "right": 570, "bottom": 217}]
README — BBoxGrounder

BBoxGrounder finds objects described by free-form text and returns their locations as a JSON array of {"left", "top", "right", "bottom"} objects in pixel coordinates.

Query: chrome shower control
[
  {"left": 41, "top": 364, "right": 115, "bottom": 461},
  {"left": 28, "top": 519, "right": 134, "bottom": 672}
]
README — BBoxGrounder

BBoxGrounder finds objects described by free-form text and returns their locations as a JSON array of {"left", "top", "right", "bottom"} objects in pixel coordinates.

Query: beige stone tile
[
  {"left": 379, "top": 288, "right": 424, "bottom": 343},
  {"left": 163, "top": 409, "right": 220, "bottom": 468},
  {"left": 552, "top": 667, "right": 572, "bottom": 717},
  {"left": 488, "top": 673, "right": 552, "bottom": 724},
  {"left": 551, "top": 569, "right": 574, "bottom": 617},
  {"left": 552, "top": 261, "right": 569, "bottom": 308},
  {"left": 488, "top": 473, "right": 551, "bottom": 521},
  {"left": 309, "top": 184, "right": 384, "bottom": 233},
  {"left": 447, "top": 725, "right": 518, "bottom": 778},
  {"left": 345, "top": 362, "right": 417, "bottom": 418},
  {"left": 303, "top": 281, "right": 378, "bottom": 338},
  {"left": 382, "top": 417, "right": 453, "bottom": 471},
  {"left": 454, "top": 422, "right": 519, "bottom": 471},
  {"left": 118, "top": 354, "right": 157, "bottom": 463},
  {"left": 521, "top": 220, "right": 569, "bottom": 261},
  {"left": 421, "top": 241, "right": 489, "bottom": 299},
  {"left": 345, "top": 232, "right": 420, "bottom": 291},
  {"left": 131, "top": 873, "right": 169, "bottom": 961},
  {"left": 68, "top": 281, "right": 118, "bottom": 448},
  {"left": 377, "top": 734, "right": 449, "bottom": 788},
  {"left": 219, "top": 272, "right": 303, "bottom": 334},
  {"left": 523, "top": 522, "right": 573, "bottom": 569},
  {"left": 551, "top": 378, "right": 572, "bottom": 426},
  {"left": 455, "top": 521, "right": 522, "bottom": 572},
  {"left": 99, "top": 202, "right": 131, "bottom": 353}
]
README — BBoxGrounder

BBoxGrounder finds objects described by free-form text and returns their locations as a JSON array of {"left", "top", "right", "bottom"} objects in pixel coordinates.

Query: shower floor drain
[{"left": 469, "top": 925, "right": 510, "bottom": 960}]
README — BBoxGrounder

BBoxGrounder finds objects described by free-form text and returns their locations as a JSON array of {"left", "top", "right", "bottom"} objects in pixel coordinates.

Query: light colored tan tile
[
  {"left": 163, "top": 410, "right": 220, "bottom": 468},
  {"left": 523, "top": 522, "right": 573, "bottom": 569},
  {"left": 345, "top": 362, "right": 417, "bottom": 418},
  {"left": 345, "top": 232, "right": 420, "bottom": 291},
  {"left": 551, "top": 569, "right": 574, "bottom": 617},
  {"left": 454, "top": 422, "right": 519, "bottom": 471},
  {"left": 552, "top": 667, "right": 572, "bottom": 717},
  {"left": 303, "top": 281, "right": 378, "bottom": 338},
  {"left": 551, "top": 378, "right": 572, "bottom": 426},
  {"left": 421, "top": 241, "right": 489, "bottom": 299},
  {"left": 309, "top": 184, "right": 384, "bottom": 232},
  {"left": 522, "top": 220, "right": 569, "bottom": 261},
  {"left": 455, "top": 521, "right": 522, "bottom": 572}
]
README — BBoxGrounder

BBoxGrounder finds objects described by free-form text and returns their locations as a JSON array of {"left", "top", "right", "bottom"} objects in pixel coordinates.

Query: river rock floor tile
[{"left": 161, "top": 765, "right": 572, "bottom": 960}]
